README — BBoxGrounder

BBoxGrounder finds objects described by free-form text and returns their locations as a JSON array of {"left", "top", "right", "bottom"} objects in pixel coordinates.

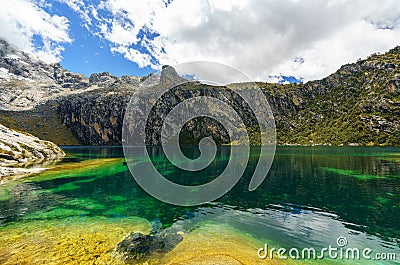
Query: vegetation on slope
[{"left": 262, "top": 47, "right": 400, "bottom": 146}]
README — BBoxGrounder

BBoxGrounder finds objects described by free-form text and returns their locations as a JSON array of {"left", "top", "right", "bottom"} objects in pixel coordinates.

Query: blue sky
[
  {"left": 37, "top": 1, "right": 155, "bottom": 77},
  {"left": 0, "top": 0, "right": 399, "bottom": 82}
]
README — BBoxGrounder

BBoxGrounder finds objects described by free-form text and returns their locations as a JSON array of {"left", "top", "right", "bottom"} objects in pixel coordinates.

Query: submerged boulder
[{"left": 115, "top": 226, "right": 183, "bottom": 263}]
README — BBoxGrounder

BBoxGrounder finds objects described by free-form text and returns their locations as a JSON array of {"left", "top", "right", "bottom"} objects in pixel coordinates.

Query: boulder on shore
[{"left": 0, "top": 123, "right": 65, "bottom": 180}]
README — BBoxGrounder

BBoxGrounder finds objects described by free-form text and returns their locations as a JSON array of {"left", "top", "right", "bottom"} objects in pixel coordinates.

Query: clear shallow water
[{"left": 0, "top": 146, "right": 399, "bottom": 264}]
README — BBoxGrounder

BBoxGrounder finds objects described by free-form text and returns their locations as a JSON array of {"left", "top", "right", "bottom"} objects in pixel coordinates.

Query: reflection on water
[{"left": 0, "top": 146, "right": 399, "bottom": 264}]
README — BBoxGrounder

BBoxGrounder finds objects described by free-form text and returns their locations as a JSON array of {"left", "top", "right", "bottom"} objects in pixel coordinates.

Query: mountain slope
[
  {"left": 0, "top": 39, "right": 90, "bottom": 111},
  {"left": 0, "top": 38, "right": 399, "bottom": 146},
  {"left": 0, "top": 39, "right": 157, "bottom": 145},
  {"left": 269, "top": 47, "right": 400, "bottom": 145}
]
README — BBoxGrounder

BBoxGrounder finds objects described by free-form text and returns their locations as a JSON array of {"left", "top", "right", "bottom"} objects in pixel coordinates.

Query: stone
[
  {"left": 116, "top": 228, "right": 183, "bottom": 263},
  {"left": 0, "top": 123, "right": 65, "bottom": 179}
]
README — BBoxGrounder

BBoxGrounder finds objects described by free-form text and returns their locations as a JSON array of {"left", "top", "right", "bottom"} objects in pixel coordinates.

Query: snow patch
[
  {"left": 0, "top": 68, "right": 10, "bottom": 81},
  {"left": 5, "top": 54, "right": 20, "bottom": 60}
]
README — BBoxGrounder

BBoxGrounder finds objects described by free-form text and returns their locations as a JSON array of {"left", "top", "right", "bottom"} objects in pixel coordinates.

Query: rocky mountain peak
[
  {"left": 0, "top": 38, "right": 92, "bottom": 110},
  {"left": 0, "top": 38, "right": 156, "bottom": 110},
  {"left": 0, "top": 39, "right": 52, "bottom": 82},
  {"left": 160, "top": 65, "right": 187, "bottom": 87},
  {"left": 89, "top": 72, "right": 118, "bottom": 86}
]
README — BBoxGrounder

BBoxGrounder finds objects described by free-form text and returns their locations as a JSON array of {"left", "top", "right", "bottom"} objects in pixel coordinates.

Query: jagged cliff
[
  {"left": 0, "top": 39, "right": 89, "bottom": 111},
  {"left": 0, "top": 38, "right": 399, "bottom": 146},
  {"left": 56, "top": 48, "right": 400, "bottom": 146},
  {"left": 268, "top": 47, "right": 400, "bottom": 145},
  {"left": 0, "top": 39, "right": 157, "bottom": 145}
]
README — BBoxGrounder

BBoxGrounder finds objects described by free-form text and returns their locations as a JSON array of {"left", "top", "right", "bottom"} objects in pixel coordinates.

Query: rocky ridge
[
  {"left": 0, "top": 39, "right": 89, "bottom": 111},
  {"left": 57, "top": 47, "right": 400, "bottom": 146},
  {"left": 267, "top": 47, "right": 400, "bottom": 145},
  {"left": 0, "top": 38, "right": 399, "bottom": 146},
  {"left": 0, "top": 39, "right": 158, "bottom": 111}
]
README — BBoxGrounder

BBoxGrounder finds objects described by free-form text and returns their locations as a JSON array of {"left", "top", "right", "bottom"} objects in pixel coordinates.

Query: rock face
[
  {"left": 0, "top": 37, "right": 400, "bottom": 146},
  {"left": 58, "top": 47, "right": 400, "bottom": 146},
  {"left": 56, "top": 65, "right": 190, "bottom": 145},
  {"left": 0, "top": 123, "right": 65, "bottom": 179},
  {"left": 57, "top": 92, "right": 132, "bottom": 145},
  {"left": 0, "top": 39, "right": 89, "bottom": 111}
]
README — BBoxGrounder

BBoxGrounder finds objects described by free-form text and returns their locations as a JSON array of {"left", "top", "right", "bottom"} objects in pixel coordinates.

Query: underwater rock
[
  {"left": 116, "top": 232, "right": 154, "bottom": 259},
  {"left": 116, "top": 227, "right": 183, "bottom": 263}
]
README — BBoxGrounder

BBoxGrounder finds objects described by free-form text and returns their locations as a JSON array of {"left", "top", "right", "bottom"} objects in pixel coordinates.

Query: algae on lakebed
[
  {"left": 157, "top": 222, "right": 344, "bottom": 265},
  {"left": 24, "top": 157, "right": 126, "bottom": 183},
  {"left": 159, "top": 222, "right": 285, "bottom": 265},
  {"left": 0, "top": 217, "right": 311, "bottom": 265},
  {"left": 321, "top": 167, "right": 390, "bottom": 180},
  {"left": 0, "top": 217, "right": 244, "bottom": 265},
  {"left": 0, "top": 216, "right": 152, "bottom": 265}
]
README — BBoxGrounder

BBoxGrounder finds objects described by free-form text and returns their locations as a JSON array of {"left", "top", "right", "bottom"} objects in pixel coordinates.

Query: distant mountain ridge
[
  {"left": 0, "top": 38, "right": 399, "bottom": 146},
  {"left": 0, "top": 39, "right": 88, "bottom": 111},
  {"left": 0, "top": 39, "right": 160, "bottom": 111},
  {"left": 267, "top": 46, "right": 400, "bottom": 145}
]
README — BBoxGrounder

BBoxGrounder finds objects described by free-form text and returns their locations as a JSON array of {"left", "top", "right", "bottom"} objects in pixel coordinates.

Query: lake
[{"left": 0, "top": 146, "right": 399, "bottom": 264}]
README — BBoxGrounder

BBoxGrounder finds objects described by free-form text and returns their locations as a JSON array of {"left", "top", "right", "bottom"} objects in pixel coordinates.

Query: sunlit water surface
[{"left": 0, "top": 146, "right": 399, "bottom": 264}]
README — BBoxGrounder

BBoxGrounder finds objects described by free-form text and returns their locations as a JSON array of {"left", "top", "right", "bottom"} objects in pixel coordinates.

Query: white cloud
[
  {"left": 97, "top": 0, "right": 167, "bottom": 45},
  {"left": 103, "top": 22, "right": 138, "bottom": 46},
  {"left": 57, "top": 0, "right": 92, "bottom": 27},
  {"left": 0, "top": 0, "right": 72, "bottom": 62},
  {"left": 111, "top": 45, "right": 154, "bottom": 68},
  {"left": 88, "top": 0, "right": 400, "bottom": 81},
  {"left": 2, "top": 0, "right": 399, "bottom": 80},
  {"left": 271, "top": 19, "right": 400, "bottom": 81}
]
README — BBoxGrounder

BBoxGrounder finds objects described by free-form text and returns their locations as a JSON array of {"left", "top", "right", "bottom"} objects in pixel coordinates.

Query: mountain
[
  {"left": 267, "top": 47, "right": 400, "bottom": 145},
  {"left": 0, "top": 39, "right": 89, "bottom": 111},
  {"left": 0, "top": 39, "right": 158, "bottom": 145},
  {"left": 0, "top": 38, "right": 399, "bottom": 146}
]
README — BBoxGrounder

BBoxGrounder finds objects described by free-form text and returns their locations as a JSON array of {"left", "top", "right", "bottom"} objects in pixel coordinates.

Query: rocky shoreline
[{"left": 0, "top": 123, "right": 65, "bottom": 180}]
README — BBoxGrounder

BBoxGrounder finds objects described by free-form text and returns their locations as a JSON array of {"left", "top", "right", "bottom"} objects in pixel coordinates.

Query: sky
[{"left": 0, "top": 0, "right": 399, "bottom": 83}]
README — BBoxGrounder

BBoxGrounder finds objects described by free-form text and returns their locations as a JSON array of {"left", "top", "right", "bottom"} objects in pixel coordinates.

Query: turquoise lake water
[{"left": 0, "top": 146, "right": 399, "bottom": 264}]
